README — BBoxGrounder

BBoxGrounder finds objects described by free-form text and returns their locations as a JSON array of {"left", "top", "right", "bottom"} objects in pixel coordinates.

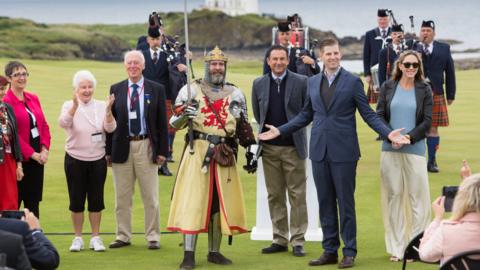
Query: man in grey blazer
[{"left": 252, "top": 45, "right": 309, "bottom": 257}]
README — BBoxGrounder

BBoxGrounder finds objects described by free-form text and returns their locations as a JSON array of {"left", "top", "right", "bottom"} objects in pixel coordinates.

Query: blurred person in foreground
[
  {"left": 419, "top": 161, "right": 480, "bottom": 265},
  {"left": 58, "top": 70, "right": 116, "bottom": 252},
  {"left": 0, "top": 209, "right": 60, "bottom": 270}
]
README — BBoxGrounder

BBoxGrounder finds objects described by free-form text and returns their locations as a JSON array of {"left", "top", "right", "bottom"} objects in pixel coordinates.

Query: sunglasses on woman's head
[{"left": 402, "top": 62, "right": 419, "bottom": 69}]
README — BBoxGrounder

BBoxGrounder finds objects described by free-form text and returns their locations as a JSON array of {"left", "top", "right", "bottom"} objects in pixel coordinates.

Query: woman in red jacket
[
  {"left": 0, "top": 75, "right": 23, "bottom": 210},
  {"left": 3, "top": 61, "right": 51, "bottom": 218}
]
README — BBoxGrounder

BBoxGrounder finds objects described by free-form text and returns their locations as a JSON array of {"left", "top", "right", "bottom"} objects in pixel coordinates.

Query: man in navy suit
[
  {"left": 259, "top": 38, "right": 409, "bottom": 269},
  {"left": 363, "top": 9, "right": 391, "bottom": 104},
  {"left": 263, "top": 21, "right": 319, "bottom": 76},
  {"left": 418, "top": 20, "right": 456, "bottom": 173},
  {"left": 378, "top": 24, "right": 405, "bottom": 86}
]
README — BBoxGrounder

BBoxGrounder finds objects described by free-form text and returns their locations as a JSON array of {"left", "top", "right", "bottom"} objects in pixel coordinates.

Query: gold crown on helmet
[{"left": 204, "top": 45, "right": 228, "bottom": 62}]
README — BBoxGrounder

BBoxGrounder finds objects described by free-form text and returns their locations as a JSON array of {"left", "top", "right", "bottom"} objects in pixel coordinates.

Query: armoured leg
[
  {"left": 180, "top": 234, "right": 197, "bottom": 270},
  {"left": 207, "top": 213, "right": 232, "bottom": 265}
]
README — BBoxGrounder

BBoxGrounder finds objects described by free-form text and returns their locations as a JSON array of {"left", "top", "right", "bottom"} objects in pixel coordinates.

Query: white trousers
[{"left": 380, "top": 151, "right": 431, "bottom": 259}]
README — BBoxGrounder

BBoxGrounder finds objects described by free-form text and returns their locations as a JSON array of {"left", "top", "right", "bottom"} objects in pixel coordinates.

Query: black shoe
[
  {"left": 158, "top": 164, "right": 173, "bottom": 176},
  {"left": 427, "top": 160, "right": 439, "bottom": 173},
  {"left": 147, "top": 241, "right": 160, "bottom": 249},
  {"left": 338, "top": 256, "right": 355, "bottom": 269},
  {"left": 167, "top": 156, "right": 175, "bottom": 163},
  {"left": 109, "top": 240, "right": 131, "bottom": 248},
  {"left": 261, "top": 243, "right": 288, "bottom": 254},
  {"left": 207, "top": 252, "right": 232, "bottom": 265},
  {"left": 292, "top": 245, "right": 306, "bottom": 257},
  {"left": 308, "top": 252, "right": 338, "bottom": 266},
  {"left": 180, "top": 251, "right": 195, "bottom": 270},
  {"left": 375, "top": 135, "right": 382, "bottom": 141}
]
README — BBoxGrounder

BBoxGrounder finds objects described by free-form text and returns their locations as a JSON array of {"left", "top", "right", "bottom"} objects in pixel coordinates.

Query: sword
[{"left": 183, "top": 0, "right": 194, "bottom": 154}]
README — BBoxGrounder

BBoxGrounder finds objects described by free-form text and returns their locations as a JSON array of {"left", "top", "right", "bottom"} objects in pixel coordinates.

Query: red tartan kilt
[
  {"left": 367, "top": 82, "right": 379, "bottom": 104},
  {"left": 431, "top": 94, "right": 449, "bottom": 127},
  {"left": 166, "top": 100, "right": 176, "bottom": 135}
]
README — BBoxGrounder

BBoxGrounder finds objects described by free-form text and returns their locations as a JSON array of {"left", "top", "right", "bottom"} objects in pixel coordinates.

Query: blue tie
[{"left": 130, "top": 84, "right": 141, "bottom": 135}]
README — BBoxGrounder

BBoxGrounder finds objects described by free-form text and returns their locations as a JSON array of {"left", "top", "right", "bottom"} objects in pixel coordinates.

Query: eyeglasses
[
  {"left": 402, "top": 62, "right": 419, "bottom": 69},
  {"left": 10, "top": 72, "right": 29, "bottom": 78}
]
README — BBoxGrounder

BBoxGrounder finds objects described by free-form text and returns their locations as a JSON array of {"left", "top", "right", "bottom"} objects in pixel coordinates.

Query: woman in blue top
[{"left": 376, "top": 50, "right": 433, "bottom": 262}]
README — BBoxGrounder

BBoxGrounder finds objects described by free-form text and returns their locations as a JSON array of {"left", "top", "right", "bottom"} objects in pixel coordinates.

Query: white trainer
[
  {"left": 69, "top": 237, "right": 84, "bottom": 252},
  {"left": 89, "top": 236, "right": 106, "bottom": 252}
]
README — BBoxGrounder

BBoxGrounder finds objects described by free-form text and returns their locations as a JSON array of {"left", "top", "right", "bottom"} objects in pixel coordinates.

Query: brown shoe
[
  {"left": 308, "top": 253, "right": 338, "bottom": 266},
  {"left": 338, "top": 256, "right": 355, "bottom": 269},
  {"left": 109, "top": 239, "right": 131, "bottom": 248}
]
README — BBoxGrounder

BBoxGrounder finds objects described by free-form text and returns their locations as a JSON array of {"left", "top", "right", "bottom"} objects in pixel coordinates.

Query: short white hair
[
  {"left": 124, "top": 50, "right": 145, "bottom": 65},
  {"left": 72, "top": 70, "right": 97, "bottom": 89}
]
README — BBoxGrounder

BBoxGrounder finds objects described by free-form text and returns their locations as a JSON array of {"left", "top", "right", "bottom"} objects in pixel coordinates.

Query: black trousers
[
  {"left": 18, "top": 160, "right": 44, "bottom": 218},
  {"left": 64, "top": 153, "right": 107, "bottom": 212}
]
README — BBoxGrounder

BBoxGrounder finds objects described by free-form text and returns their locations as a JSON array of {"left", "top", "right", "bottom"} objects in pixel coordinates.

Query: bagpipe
[
  {"left": 271, "top": 13, "right": 317, "bottom": 76},
  {"left": 149, "top": 11, "right": 190, "bottom": 99}
]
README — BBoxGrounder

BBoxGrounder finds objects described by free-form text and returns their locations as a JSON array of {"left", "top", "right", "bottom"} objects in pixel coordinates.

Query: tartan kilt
[
  {"left": 367, "top": 81, "right": 379, "bottom": 104},
  {"left": 432, "top": 94, "right": 449, "bottom": 127},
  {"left": 166, "top": 99, "right": 177, "bottom": 135}
]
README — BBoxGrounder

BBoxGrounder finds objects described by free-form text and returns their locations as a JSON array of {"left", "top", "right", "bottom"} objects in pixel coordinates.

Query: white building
[{"left": 204, "top": 0, "right": 259, "bottom": 16}]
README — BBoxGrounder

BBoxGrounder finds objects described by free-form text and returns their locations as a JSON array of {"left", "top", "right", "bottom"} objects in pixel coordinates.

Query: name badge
[
  {"left": 129, "top": 111, "right": 137, "bottom": 119},
  {"left": 31, "top": 127, "right": 39, "bottom": 138},
  {"left": 91, "top": 132, "right": 103, "bottom": 143}
]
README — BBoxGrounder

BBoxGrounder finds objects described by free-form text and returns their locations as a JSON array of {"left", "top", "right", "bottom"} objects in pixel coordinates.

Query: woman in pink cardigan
[
  {"left": 59, "top": 70, "right": 116, "bottom": 252},
  {"left": 419, "top": 161, "right": 480, "bottom": 265},
  {"left": 3, "top": 61, "right": 51, "bottom": 218}
]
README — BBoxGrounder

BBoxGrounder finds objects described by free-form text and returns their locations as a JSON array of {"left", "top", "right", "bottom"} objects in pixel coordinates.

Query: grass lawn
[{"left": 0, "top": 57, "right": 478, "bottom": 270}]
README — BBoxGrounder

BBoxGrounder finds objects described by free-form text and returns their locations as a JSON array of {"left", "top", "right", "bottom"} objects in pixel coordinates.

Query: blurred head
[
  {"left": 0, "top": 75, "right": 9, "bottom": 101},
  {"left": 391, "top": 50, "right": 424, "bottom": 81},
  {"left": 391, "top": 24, "right": 404, "bottom": 44},
  {"left": 420, "top": 20, "right": 436, "bottom": 44},
  {"left": 124, "top": 50, "right": 145, "bottom": 82},
  {"left": 73, "top": 70, "right": 96, "bottom": 104},
  {"left": 267, "top": 45, "right": 289, "bottom": 76},
  {"left": 204, "top": 46, "right": 228, "bottom": 86},
  {"left": 277, "top": 21, "right": 292, "bottom": 47},
  {"left": 377, "top": 9, "right": 389, "bottom": 29},
  {"left": 318, "top": 38, "right": 342, "bottom": 73},
  {"left": 5, "top": 61, "right": 29, "bottom": 92},
  {"left": 451, "top": 173, "right": 480, "bottom": 221}
]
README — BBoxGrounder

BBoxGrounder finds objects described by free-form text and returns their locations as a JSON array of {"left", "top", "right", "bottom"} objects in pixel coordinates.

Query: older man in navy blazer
[{"left": 259, "top": 38, "right": 408, "bottom": 268}]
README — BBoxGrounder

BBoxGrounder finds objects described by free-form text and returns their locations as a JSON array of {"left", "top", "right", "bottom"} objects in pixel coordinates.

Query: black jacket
[
  {"left": 376, "top": 80, "right": 433, "bottom": 144},
  {"left": 363, "top": 27, "right": 391, "bottom": 75},
  {"left": 422, "top": 41, "right": 456, "bottom": 100},
  {"left": 0, "top": 229, "right": 31, "bottom": 270},
  {"left": 106, "top": 78, "right": 169, "bottom": 163},
  {"left": 0, "top": 103, "right": 22, "bottom": 164},
  {"left": 0, "top": 219, "right": 59, "bottom": 270}
]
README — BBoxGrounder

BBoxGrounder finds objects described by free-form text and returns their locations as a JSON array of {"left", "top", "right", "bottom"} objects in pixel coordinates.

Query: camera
[
  {"left": 442, "top": 186, "right": 459, "bottom": 212},
  {"left": 0, "top": 210, "right": 25, "bottom": 220}
]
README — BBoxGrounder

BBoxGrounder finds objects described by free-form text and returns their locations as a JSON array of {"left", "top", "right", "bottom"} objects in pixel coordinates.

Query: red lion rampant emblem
[{"left": 201, "top": 96, "right": 229, "bottom": 129}]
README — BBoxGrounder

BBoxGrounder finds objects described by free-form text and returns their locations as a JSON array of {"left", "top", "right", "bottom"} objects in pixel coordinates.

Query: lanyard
[
  {"left": 25, "top": 106, "right": 37, "bottom": 127},
  {"left": 78, "top": 100, "right": 99, "bottom": 131},
  {"left": 127, "top": 84, "right": 144, "bottom": 111}
]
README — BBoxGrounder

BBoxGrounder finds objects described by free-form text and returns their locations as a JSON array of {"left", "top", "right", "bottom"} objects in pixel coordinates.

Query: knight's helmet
[{"left": 204, "top": 45, "right": 228, "bottom": 86}]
